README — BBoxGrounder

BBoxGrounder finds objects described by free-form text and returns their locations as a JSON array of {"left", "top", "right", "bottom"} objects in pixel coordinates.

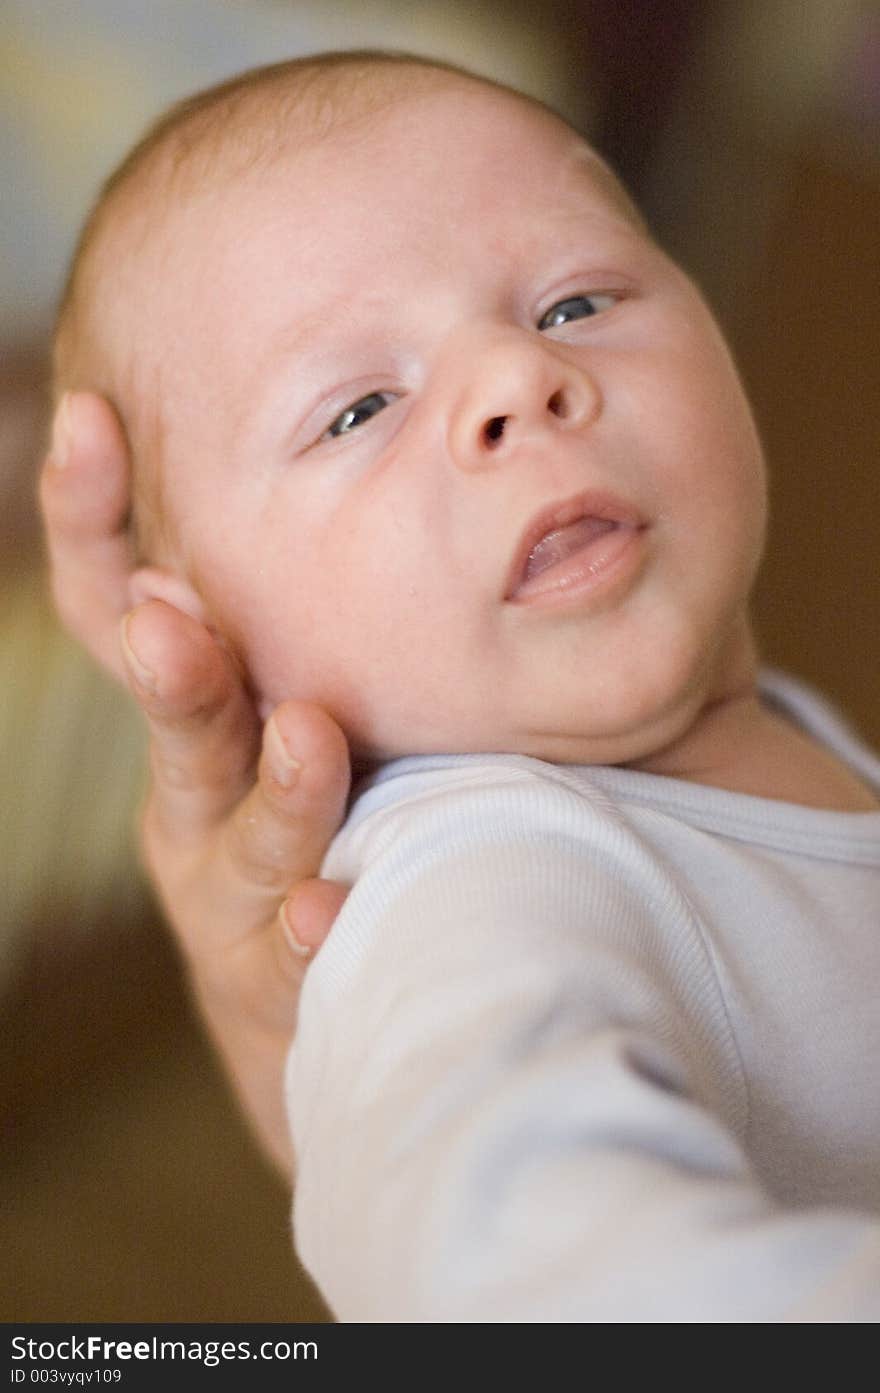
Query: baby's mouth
[
  {"left": 521, "top": 516, "right": 619, "bottom": 583},
  {"left": 504, "top": 489, "right": 646, "bottom": 603}
]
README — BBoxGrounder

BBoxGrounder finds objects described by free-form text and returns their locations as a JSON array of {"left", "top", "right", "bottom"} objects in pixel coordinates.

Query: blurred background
[{"left": 3, "top": 0, "right": 878, "bottom": 1322}]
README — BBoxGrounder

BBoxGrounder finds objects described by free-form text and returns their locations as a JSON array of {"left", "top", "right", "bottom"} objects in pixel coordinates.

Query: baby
[{"left": 54, "top": 52, "right": 880, "bottom": 1320}]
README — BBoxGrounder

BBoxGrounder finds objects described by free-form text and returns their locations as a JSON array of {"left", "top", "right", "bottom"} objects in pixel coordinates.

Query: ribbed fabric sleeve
[{"left": 286, "top": 675, "right": 880, "bottom": 1321}]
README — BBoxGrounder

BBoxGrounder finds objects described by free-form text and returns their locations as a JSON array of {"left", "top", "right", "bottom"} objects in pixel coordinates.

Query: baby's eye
[
  {"left": 325, "top": 391, "right": 395, "bottom": 438},
  {"left": 538, "top": 293, "right": 618, "bottom": 330}
]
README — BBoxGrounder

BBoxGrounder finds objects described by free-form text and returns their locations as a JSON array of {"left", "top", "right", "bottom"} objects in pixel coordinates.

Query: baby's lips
[{"left": 504, "top": 488, "right": 646, "bottom": 600}]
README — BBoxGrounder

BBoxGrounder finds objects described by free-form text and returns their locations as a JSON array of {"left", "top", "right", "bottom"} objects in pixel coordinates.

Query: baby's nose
[
  {"left": 449, "top": 338, "right": 601, "bottom": 472},
  {"left": 481, "top": 387, "right": 573, "bottom": 449}
]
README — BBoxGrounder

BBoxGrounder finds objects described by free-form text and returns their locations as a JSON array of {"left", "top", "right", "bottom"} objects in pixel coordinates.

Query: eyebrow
[
  {"left": 242, "top": 289, "right": 393, "bottom": 446},
  {"left": 263, "top": 268, "right": 393, "bottom": 369},
  {"left": 244, "top": 294, "right": 354, "bottom": 411},
  {"left": 269, "top": 301, "right": 347, "bottom": 359}
]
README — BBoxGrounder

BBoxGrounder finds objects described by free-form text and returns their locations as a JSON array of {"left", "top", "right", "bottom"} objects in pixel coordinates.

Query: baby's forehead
[
  {"left": 111, "top": 72, "right": 641, "bottom": 293},
  {"left": 158, "top": 79, "right": 628, "bottom": 230}
]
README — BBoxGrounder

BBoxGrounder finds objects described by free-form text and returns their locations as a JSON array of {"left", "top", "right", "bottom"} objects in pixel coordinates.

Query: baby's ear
[{"left": 128, "top": 566, "right": 208, "bottom": 625}]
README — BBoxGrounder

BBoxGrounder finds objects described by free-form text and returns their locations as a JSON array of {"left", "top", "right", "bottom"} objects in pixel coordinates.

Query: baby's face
[{"left": 137, "top": 83, "right": 767, "bottom": 765}]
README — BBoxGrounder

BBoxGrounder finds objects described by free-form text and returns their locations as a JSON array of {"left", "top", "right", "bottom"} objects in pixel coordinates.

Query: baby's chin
[
  {"left": 252, "top": 618, "right": 759, "bottom": 772},
  {"left": 253, "top": 686, "right": 702, "bottom": 767}
]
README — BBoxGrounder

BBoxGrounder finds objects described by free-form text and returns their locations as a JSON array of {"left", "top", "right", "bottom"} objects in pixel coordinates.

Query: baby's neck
[{"left": 629, "top": 682, "right": 879, "bottom": 812}]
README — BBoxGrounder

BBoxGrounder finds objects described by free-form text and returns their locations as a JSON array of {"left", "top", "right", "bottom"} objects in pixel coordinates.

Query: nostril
[
  {"left": 483, "top": 415, "right": 507, "bottom": 447},
  {"left": 548, "top": 389, "right": 567, "bottom": 419}
]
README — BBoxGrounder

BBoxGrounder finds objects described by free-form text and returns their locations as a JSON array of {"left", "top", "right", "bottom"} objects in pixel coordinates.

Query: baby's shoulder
[
  {"left": 354, "top": 749, "right": 612, "bottom": 824},
  {"left": 323, "top": 752, "right": 644, "bottom": 887}
]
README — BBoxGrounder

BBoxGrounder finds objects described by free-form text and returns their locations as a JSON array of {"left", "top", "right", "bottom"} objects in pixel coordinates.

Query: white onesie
[{"left": 287, "top": 671, "right": 880, "bottom": 1321}]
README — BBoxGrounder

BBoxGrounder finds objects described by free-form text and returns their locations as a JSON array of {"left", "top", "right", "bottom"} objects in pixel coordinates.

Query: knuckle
[
  {"left": 150, "top": 745, "right": 199, "bottom": 792},
  {"left": 258, "top": 768, "right": 300, "bottom": 817},
  {"left": 224, "top": 815, "right": 290, "bottom": 889},
  {"left": 138, "top": 799, "right": 198, "bottom": 906}
]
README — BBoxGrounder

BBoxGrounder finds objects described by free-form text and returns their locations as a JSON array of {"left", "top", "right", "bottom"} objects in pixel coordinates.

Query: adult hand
[{"left": 39, "top": 392, "right": 352, "bottom": 1174}]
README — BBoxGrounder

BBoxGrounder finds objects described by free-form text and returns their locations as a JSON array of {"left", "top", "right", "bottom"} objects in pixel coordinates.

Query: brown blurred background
[{"left": 2, "top": 0, "right": 878, "bottom": 1322}]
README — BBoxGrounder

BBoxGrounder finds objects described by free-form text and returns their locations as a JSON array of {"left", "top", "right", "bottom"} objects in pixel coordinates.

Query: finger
[
  {"left": 280, "top": 878, "right": 350, "bottom": 957},
  {"left": 39, "top": 393, "right": 134, "bottom": 680},
  {"left": 226, "top": 880, "right": 349, "bottom": 1035},
  {"left": 123, "top": 600, "right": 262, "bottom": 843},
  {"left": 214, "top": 701, "right": 351, "bottom": 927},
  {"left": 237, "top": 880, "right": 349, "bottom": 1034}
]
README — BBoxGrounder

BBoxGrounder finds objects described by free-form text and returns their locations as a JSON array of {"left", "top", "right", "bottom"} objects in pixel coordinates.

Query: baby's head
[{"left": 54, "top": 51, "right": 768, "bottom": 767}]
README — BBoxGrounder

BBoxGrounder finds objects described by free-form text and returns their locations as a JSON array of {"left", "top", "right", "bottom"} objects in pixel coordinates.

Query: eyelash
[{"left": 320, "top": 290, "right": 620, "bottom": 441}]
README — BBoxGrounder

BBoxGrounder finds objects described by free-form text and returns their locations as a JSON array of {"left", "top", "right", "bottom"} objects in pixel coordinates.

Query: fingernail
[
  {"left": 120, "top": 614, "right": 157, "bottom": 692},
  {"left": 281, "top": 899, "right": 313, "bottom": 958},
  {"left": 266, "top": 717, "right": 302, "bottom": 788},
  {"left": 51, "top": 393, "right": 72, "bottom": 469}
]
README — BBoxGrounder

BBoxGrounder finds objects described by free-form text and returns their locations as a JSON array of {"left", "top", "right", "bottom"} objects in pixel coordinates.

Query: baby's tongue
[{"left": 524, "top": 517, "right": 618, "bottom": 581}]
